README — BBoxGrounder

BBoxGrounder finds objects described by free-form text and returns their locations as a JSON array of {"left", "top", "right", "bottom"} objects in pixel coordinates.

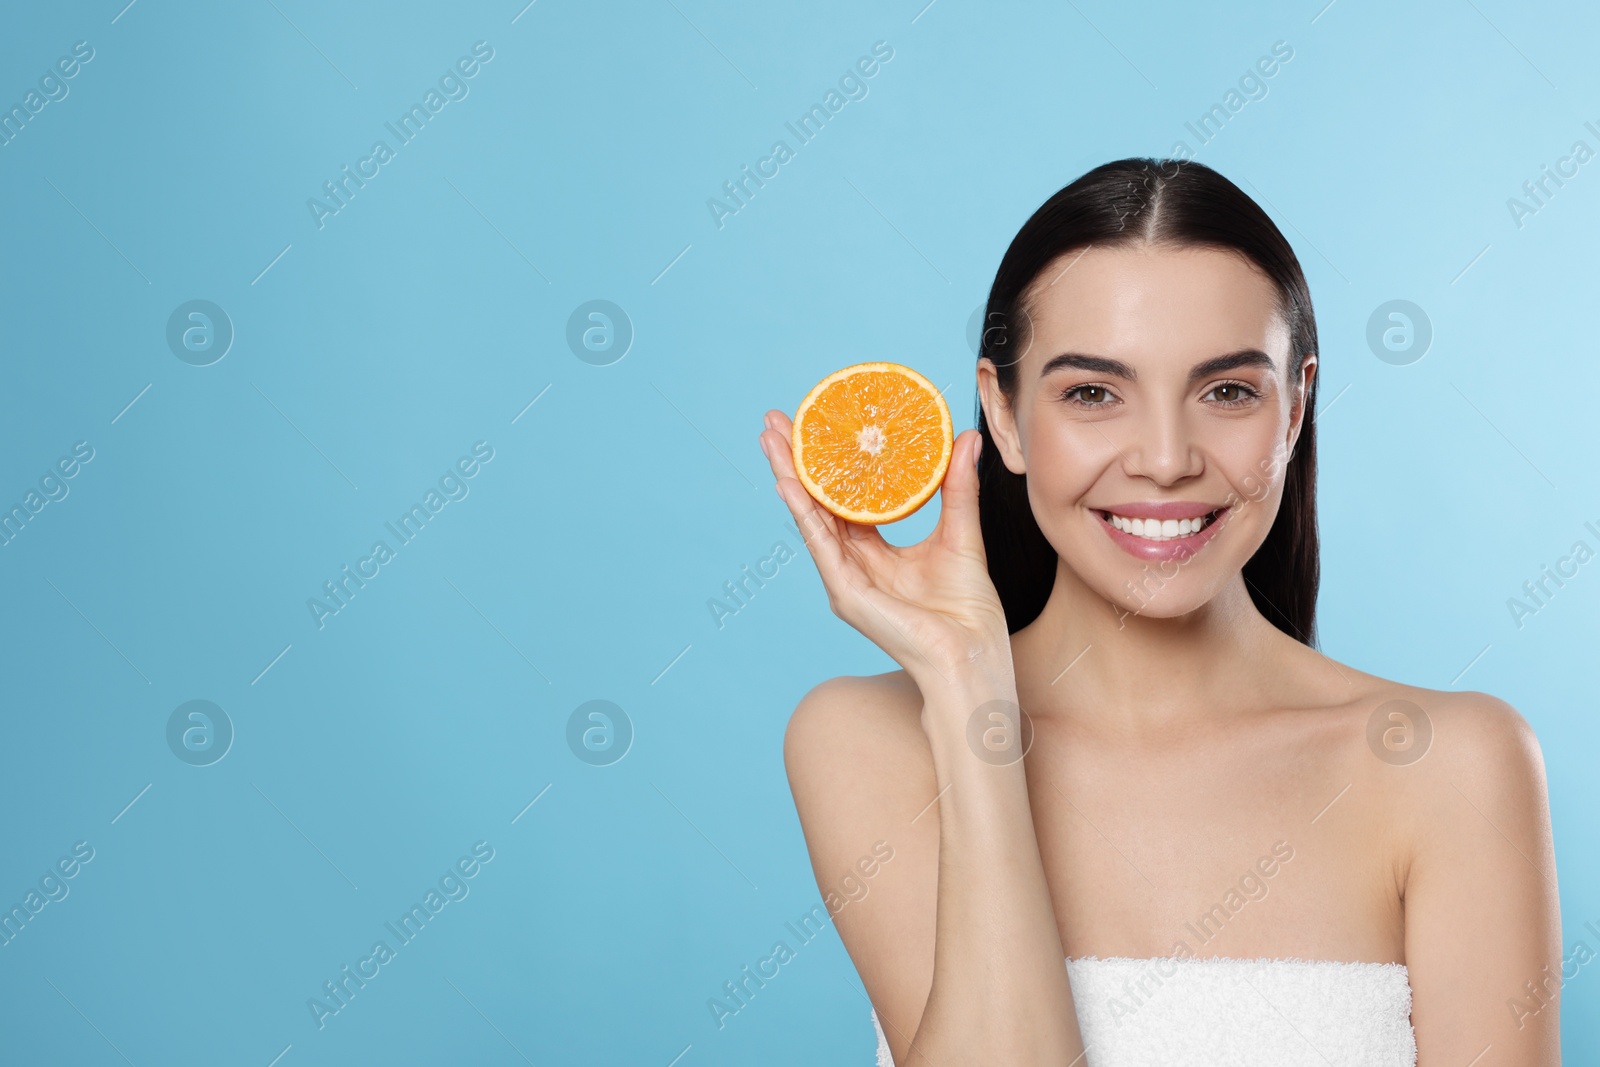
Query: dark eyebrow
[
  {"left": 1188, "top": 349, "right": 1276, "bottom": 383},
  {"left": 1038, "top": 353, "right": 1137, "bottom": 380},
  {"left": 1038, "top": 348, "right": 1277, "bottom": 384}
]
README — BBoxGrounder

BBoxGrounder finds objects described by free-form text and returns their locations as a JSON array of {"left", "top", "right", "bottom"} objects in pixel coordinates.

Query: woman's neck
[{"left": 1010, "top": 560, "right": 1297, "bottom": 734}]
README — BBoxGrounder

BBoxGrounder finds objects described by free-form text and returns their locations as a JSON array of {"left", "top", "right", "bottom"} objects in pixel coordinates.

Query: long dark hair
[{"left": 976, "top": 158, "right": 1320, "bottom": 645}]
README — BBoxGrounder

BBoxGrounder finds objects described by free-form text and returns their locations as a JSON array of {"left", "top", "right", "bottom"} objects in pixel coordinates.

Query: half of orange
[{"left": 791, "top": 362, "right": 953, "bottom": 525}]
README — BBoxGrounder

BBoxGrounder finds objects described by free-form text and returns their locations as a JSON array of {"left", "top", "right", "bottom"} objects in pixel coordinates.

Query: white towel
[{"left": 871, "top": 956, "right": 1416, "bottom": 1066}]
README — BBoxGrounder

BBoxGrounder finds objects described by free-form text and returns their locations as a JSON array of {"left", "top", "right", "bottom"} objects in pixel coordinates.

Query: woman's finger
[
  {"left": 759, "top": 410, "right": 799, "bottom": 481},
  {"left": 774, "top": 474, "right": 856, "bottom": 593},
  {"left": 760, "top": 414, "right": 857, "bottom": 594},
  {"left": 935, "top": 429, "right": 987, "bottom": 556}
]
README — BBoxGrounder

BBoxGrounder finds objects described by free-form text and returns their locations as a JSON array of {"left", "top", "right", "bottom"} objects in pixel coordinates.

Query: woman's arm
[
  {"left": 785, "top": 662, "right": 1084, "bottom": 1064},
  {"left": 1400, "top": 693, "right": 1560, "bottom": 1066},
  {"left": 765, "top": 417, "right": 1084, "bottom": 1064},
  {"left": 907, "top": 658, "right": 1084, "bottom": 1062}
]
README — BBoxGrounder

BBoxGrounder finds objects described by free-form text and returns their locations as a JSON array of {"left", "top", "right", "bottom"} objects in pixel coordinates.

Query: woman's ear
[
  {"left": 977, "top": 358, "right": 1028, "bottom": 475},
  {"left": 1285, "top": 352, "right": 1318, "bottom": 454}
]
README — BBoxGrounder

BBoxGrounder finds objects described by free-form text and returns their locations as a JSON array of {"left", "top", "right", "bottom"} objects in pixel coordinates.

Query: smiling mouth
[{"left": 1098, "top": 509, "right": 1222, "bottom": 543}]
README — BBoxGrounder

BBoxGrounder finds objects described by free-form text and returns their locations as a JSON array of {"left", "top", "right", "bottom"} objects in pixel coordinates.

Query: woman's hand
[{"left": 759, "top": 410, "right": 1012, "bottom": 686}]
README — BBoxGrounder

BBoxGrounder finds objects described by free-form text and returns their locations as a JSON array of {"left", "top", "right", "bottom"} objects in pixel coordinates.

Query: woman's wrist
[
  {"left": 915, "top": 659, "right": 1034, "bottom": 820},
  {"left": 911, "top": 637, "right": 1015, "bottom": 695},
  {"left": 914, "top": 651, "right": 1020, "bottom": 735}
]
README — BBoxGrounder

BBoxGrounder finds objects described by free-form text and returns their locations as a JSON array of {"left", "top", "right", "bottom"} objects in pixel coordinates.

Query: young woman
[{"left": 758, "top": 159, "right": 1560, "bottom": 1066}]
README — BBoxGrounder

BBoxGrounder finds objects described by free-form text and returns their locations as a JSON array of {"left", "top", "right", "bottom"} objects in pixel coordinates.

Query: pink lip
[{"left": 1094, "top": 504, "right": 1229, "bottom": 563}]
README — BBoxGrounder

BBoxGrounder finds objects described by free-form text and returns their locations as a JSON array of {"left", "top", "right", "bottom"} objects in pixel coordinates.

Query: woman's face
[{"left": 978, "top": 242, "right": 1315, "bottom": 621}]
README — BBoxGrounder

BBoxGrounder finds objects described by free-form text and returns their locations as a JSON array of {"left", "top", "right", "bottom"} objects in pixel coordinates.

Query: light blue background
[{"left": 1, "top": 0, "right": 1596, "bottom": 1063}]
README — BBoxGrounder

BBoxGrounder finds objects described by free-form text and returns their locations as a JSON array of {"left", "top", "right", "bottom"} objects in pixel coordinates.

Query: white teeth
[{"left": 1107, "top": 511, "right": 1214, "bottom": 541}]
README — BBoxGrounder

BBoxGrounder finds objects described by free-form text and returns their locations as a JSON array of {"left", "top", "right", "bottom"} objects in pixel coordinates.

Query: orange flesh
[{"left": 793, "top": 364, "right": 952, "bottom": 524}]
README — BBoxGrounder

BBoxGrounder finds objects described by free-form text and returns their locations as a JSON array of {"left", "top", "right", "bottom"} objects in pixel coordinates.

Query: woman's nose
[{"left": 1121, "top": 406, "right": 1203, "bottom": 486}]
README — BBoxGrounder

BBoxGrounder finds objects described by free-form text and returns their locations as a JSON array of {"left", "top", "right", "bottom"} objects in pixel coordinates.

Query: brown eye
[
  {"left": 1205, "top": 381, "right": 1259, "bottom": 406},
  {"left": 1062, "top": 384, "right": 1115, "bottom": 405}
]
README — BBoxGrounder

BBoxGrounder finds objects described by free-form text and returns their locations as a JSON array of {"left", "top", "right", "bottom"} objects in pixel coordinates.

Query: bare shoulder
[
  {"left": 1389, "top": 685, "right": 1550, "bottom": 853},
  {"left": 1421, "top": 688, "right": 1545, "bottom": 777},
  {"left": 784, "top": 670, "right": 925, "bottom": 755},
  {"left": 1346, "top": 675, "right": 1547, "bottom": 800},
  {"left": 1286, "top": 644, "right": 1544, "bottom": 785},
  {"left": 783, "top": 669, "right": 934, "bottom": 830},
  {"left": 1312, "top": 662, "right": 1553, "bottom": 879}
]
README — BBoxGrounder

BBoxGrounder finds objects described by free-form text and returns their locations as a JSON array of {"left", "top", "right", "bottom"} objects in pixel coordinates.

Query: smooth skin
[{"left": 758, "top": 243, "right": 1560, "bottom": 1066}]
